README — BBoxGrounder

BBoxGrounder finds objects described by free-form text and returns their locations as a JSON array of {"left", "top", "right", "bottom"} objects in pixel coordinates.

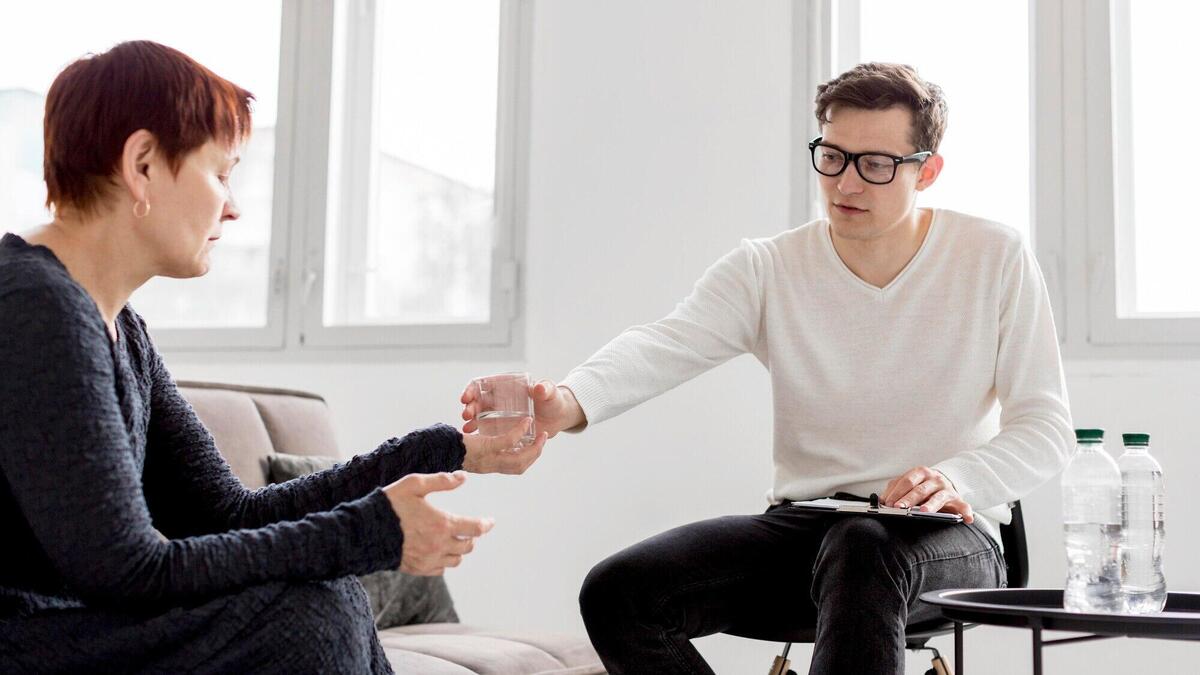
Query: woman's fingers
[{"left": 499, "top": 431, "right": 546, "bottom": 474}]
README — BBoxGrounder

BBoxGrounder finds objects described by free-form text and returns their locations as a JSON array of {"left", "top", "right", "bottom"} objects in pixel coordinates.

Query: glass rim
[{"left": 473, "top": 371, "right": 530, "bottom": 384}]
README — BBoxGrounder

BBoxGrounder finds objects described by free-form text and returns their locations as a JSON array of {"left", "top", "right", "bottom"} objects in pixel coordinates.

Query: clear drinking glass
[{"left": 472, "top": 372, "right": 535, "bottom": 447}]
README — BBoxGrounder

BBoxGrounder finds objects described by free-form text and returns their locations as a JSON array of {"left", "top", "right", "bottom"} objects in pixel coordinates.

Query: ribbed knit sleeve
[{"left": 561, "top": 239, "right": 767, "bottom": 425}]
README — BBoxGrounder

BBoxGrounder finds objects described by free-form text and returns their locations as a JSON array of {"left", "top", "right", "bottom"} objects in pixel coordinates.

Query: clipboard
[{"left": 786, "top": 493, "right": 964, "bottom": 524}]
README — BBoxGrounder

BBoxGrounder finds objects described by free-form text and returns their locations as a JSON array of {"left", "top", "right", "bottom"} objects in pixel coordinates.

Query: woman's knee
[
  {"left": 270, "top": 577, "right": 374, "bottom": 640},
  {"left": 200, "top": 577, "right": 381, "bottom": 673}
]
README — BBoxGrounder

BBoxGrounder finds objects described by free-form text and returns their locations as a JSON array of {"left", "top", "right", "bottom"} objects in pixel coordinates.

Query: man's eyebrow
[{"left": 821, "top": 140, "right": 910, "bottom": 156}]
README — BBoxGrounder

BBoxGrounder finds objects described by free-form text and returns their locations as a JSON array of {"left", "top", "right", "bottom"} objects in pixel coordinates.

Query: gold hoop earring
[{"left": 133, "top": 200, "right": 151, "bottom": 219}]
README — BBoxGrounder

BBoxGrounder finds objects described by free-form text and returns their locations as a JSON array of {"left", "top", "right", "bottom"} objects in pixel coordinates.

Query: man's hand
[
  {"left": 881, "top": 466, "right": 975, "bottom": 524},
  {"left": 461, "top": 418, "right": 548, "bottom": 475},
  {"left": 383, "top": 471, "right": 494, "bottom": 576},
  {"left": 460, "top": 377, "right": 586, "bottom": 439}
]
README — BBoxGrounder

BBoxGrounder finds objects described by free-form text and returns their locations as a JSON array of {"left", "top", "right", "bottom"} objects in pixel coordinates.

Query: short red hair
[{"left": 43, "top": 40, "right": 254, "bottom": 215}]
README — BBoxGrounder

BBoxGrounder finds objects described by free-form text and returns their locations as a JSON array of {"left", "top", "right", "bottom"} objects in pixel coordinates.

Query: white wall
[{"left": 168, "top": 2, "right": 1199, "bottom": 672}]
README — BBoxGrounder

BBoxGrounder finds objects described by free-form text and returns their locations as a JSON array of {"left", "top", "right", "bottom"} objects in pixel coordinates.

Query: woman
[{"left": 0, "top": 41, "right": 546, "bottom": 673}]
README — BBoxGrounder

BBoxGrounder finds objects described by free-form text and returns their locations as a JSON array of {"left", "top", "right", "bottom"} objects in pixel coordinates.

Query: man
[{"left": 463, "top": 63, "right": 1072, "bottom": 674}]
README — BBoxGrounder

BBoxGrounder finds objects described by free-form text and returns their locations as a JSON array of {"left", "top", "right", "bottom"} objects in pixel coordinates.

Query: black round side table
[{"left": 919, "top": 588, "right": 1200, "bottom": 675}]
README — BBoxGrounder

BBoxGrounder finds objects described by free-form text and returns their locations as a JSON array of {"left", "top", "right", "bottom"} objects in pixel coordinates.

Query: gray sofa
[{"left": 177, "top": 381, "right": 605, "bottom": 675}]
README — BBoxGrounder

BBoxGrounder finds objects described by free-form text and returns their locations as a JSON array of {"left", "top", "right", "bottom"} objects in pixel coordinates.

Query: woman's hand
[
  {"left": 461, "top": 417, "right": 548, "bottom": 475},
  {"left": 881, "top": 466, "right": 975, "bottom": 524},
  {"left": 460, "top": 378, "right": 586, "bottom": 439},
  {"left": 383, "top": 471, "right": 494, "bottom": 576}
]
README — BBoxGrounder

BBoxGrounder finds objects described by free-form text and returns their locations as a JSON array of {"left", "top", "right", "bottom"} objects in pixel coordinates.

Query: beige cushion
[
  {"left": 250, "top": 392, "right": 341, "bottom": 459},
  {"left": 379, "top": 625, "right": 606, "bottom": 675},
  {"left": 180, "top": 386, "right": 277, "bottom": 489},
  {"left": 177, "top": 382, "right": 340, "bottom": 489},
  {"left": 382, "top": 649, "right": 476, "bottom": 674}
]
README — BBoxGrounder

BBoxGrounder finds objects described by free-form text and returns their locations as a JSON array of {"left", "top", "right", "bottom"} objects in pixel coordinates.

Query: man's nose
[{"left": 837, "top": 161, "right": 867, "bottom": 194}]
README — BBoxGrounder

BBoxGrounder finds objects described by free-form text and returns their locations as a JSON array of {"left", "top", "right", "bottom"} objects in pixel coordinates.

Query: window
[
  {"left": 0, "top": 0, "right": 530, "bottom": 353},
  {"left": 1115, "top": 0, "right": 1200, "bottom": 317},
  {"left": 793, "top": 0, "right": 1030, "bottom": 240},
  {"left": 0, "top": 1, "right": 283, "bottom": 336},
  {"left": 1063, "top": 0, "right": 1200, "bottom": 347},
  {"left": 301, "top": 0, "right": 526, "bottom": 349},
  {"left": 321, "top": 0, "right": 502, "bottom": 331}
]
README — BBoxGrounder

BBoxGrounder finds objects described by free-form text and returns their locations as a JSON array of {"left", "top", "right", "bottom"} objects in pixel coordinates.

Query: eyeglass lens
[{"left": 812, "top": 146, "right": 896, "bottom": 184}]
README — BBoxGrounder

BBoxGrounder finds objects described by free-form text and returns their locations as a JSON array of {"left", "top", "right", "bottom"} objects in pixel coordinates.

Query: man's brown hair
[{"left": 814, "top": 62, "right": 947, "bottom": 153}]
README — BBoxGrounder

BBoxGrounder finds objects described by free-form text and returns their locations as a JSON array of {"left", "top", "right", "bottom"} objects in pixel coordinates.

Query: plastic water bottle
[
  {"left": 1062, "top": 428, "right": 1122, "bottom": 613},
  {"left": 1118, "top": 433, "right": 1166, "bottom": 613}
]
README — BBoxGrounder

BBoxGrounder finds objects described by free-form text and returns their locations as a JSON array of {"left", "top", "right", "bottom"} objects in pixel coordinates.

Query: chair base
[{"left": 753, "top": 623, "right": 975, "bottom": 675}]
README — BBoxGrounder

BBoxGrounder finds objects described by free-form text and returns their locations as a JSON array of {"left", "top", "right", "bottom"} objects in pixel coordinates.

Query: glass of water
[{"left": 472, "top": 372, "right": 536, "bottom": 447}]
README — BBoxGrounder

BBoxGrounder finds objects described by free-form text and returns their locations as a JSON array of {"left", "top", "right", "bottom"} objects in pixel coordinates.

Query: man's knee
[
  {"left": 579, "top": 550, "right": 652, "bottom": 626},
  {"left": 579, "top": 555, "right": 624, "bottom": 619},
  {"left": 813, "top": 519, "right": 907, "bottom": 592},
  {"left": 823, "top": 517, "right": 894, "bottom": 554}
]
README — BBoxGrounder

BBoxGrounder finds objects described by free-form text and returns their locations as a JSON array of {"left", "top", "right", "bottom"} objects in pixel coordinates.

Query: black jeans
[{"left": 578, "top": 504, "right": 1006, "bottom": 675}]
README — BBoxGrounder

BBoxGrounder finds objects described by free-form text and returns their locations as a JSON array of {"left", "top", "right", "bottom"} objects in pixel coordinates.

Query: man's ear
[
  {"left": 118, "top": 129, "right": 158, "bottom": 206},
  {"left": 915, "top": 153, "right": 944, "bottom": 192}
]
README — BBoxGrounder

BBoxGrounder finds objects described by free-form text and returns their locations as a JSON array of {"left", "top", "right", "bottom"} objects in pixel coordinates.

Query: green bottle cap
[
  {"left": 1122, "top": 433, "right": 1150, "bottom": 446},
  {"left": 1075, "top": 428, "right": 1104, "bottom": 443}
]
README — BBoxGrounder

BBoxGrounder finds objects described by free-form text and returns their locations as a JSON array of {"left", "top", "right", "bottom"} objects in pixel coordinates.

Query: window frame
[{"left": 152, "top": 0, "right": 532, "bottom": 355}]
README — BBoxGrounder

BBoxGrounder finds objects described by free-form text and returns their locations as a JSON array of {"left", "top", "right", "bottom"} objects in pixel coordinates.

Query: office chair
[{"left": 723, "top": 501, "right": 1029, "bottom": 675}]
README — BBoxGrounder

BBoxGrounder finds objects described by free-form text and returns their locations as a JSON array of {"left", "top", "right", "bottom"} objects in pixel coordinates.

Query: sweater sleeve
[
  {"left": 142, "top": 336, "right": 466, "bottom": 534},
  {"left": 561, "top": 239, "right": 766, "bottom": 425},
  {"left": 0, "top": 286, "right": 401, "bottom": 606},
  {"left": 933, "top": 241, "right": 1075, "bottom": 512}
]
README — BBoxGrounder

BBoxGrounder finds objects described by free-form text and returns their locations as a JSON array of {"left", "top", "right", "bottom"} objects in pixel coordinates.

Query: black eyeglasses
[{"left": 808, "top": 137, "right": 932, "bottom": 185}]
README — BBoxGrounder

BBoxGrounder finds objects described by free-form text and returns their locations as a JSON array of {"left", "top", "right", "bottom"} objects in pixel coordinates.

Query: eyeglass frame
[{"left": 808, "top": 136, "right": 933, "bottom": 185}]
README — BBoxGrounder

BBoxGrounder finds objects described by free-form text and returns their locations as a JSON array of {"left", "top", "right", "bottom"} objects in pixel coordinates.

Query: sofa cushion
[
  {"left": 265, "top": 452, "right": 342, "bottom": 483},
  {"left": 250, "top": 392, "right": 340, "bottom": 458},
  {"left": 267, "top": 451, "right": 459, "bottom": 630},
  {"left": 381, "top": 648, "right": 477, "bottom": 674},
  {"left": 180, "top": 386, "right": 277, "bottom": 489},
  {"left": 178, "top": 382, "right": 342, "bottom": 489},
  {"left": 358, "top": 567, "right": 459, "bottom": 629},
  {"left": 378, "top": 625, "right": 606, "bottom": 675}
]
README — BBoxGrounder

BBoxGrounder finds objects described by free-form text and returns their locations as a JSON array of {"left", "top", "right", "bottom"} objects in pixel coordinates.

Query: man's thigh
[
  {"left": 586, "top": 507, "right": 834, "bottom": 638},
  {"left": 903, "top": 519, "right": 1007, "bottom": 621},
  {"left": 816, "top": 516, "right": 1006, "bottom": 622}
]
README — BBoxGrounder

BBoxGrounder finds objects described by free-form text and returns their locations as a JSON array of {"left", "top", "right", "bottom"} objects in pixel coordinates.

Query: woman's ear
[
  {"left": 915, "top": 153, "right": 944, "bottom": 192},
  {"left": 118, "top": 129, "right": 158, "bottom": 206}
]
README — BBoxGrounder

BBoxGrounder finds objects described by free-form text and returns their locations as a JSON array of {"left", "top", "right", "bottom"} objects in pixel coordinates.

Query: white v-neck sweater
[{"left": 562, "top": 209, "right": 1074, "bottom": 545}]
